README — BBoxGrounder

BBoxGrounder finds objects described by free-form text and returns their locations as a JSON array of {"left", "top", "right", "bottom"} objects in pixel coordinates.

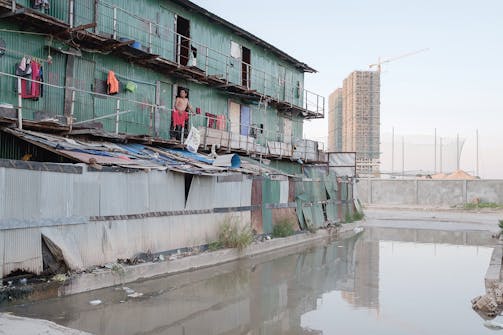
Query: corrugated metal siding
[
  {"left": 94, "top": 0, "right": 305, "bottom": 103},
  {"left": 148, "top": 171, "right": 185, "bottom": 211},
  {"left": 73, "top": 170, "right": 100, "bottom": 216},
  {"left": 40, "top": 171, "right": 74, "bottom": 218},
  {"left": 2, "top": 228, "right": 43, "bottom": 275},
  {"left": 0, "top": 165, "right": 257, "bottom": 277},
  {"left": 185, "top": 176, "right": 215, "bottom": 210},
  {"left": 43, "top": 52, "right": 66, "bottom": 118},
  {"left": 251, "top": 177, "right": 263, "bottom": 233},
  {"left": 15, "top": 0, "right": 70, "bottom": 23},
  {"left": 4, "top": 168, "right": 42, "bottom": 220},
  {"left": 0, "top": 25, "right": 50, "bottom": 120},
  {"left": 99, "top": 172, "right": 129, "bottom": 215}
]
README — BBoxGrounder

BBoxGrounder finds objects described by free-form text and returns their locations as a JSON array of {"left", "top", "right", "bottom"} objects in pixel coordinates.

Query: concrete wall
[
  {"left": 358, "top": 179, "right": 503, "bottom": 206},
  {"left": 0, "top": 165, "right": 252, "bottom": 278}
]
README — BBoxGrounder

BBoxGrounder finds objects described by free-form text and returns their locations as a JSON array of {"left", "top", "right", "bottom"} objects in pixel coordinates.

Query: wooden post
[
  {"left": 17, "top": 77, "right": 22, "bottom": 130},
  {"left": 69, "top": 0, "right": 74, "bottom": 28},
  {"left": 69, "top": 90, "right": 75, "bottom": 132},
  {"left": 148, "top": 22, "right": 153, "bottom": 53},
  {"left": 93, "top": 0, "right": 99, "bottom": 34},
  {"left": 115, "top": 99, "right": 120, "bottom": 134},
  {"left": 204, "top": 47, "right": 209, "bottom": 76},
  {"left": 113, "top": 6, "right": 117, "bottom": 40}
]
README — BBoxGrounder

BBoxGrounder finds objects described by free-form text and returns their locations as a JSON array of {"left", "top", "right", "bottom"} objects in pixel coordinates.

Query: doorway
[
  {"left": 242, "top": 47, "right": 251, "bottom": 88},
  {"left": 175, "top": 15, "right": 190, "bottom": 66}
]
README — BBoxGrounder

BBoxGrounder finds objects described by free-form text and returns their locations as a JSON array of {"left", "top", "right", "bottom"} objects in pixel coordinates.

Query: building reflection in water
[{"left": 2, "top": 227, "right": 492, "bottom": 335}]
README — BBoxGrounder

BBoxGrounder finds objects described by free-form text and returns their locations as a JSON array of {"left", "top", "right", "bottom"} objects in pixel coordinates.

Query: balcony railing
[
  {"left": 0, "top": 70, "right": 326, "bottom": 162},
  {"left": 3, "top": 0, "right": 325, "bottom": 118}
]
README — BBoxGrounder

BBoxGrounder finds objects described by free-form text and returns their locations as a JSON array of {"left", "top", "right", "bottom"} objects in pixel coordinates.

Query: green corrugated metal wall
[
  {"left": 0, "top": 1, "right": 306, "bottom": 141},
  {"left": 93, "top": 0, "right": 305, "bottom": 105},
  {"left": 261, "top": 177, "right": 280, "bottom": 234},
  {"left": 267, "top": 160, "right": 303, "bottom": 175},
  {"left": 0, "top": 27, "right": 66, "bottom": 120}
]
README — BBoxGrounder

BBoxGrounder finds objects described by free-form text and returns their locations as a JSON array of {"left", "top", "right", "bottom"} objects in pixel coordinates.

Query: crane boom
[{"left": 369, "top": 48, "right": 429, "bottom": 72}]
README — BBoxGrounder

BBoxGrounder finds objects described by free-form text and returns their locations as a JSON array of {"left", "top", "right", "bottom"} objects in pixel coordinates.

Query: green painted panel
[
  {"left": 294, "top": 180, "right": 306, "bottom": 230},
  {"left": 325, "top": 177, "right": 338, "bottom": 199},
  {"left": 326, "top": 202, "right": 338, "bottom": 222},
  {"left": 74, "top": 0, "right": 94, "bottom": 27},
  {"left": 262, "top": 177, "right": 280, "bottom": 234},
  {"left": 0, "top": 26, "right": 65, "bottom": 121},
  {"left": 302, "top": 205, "right": 324, "bottom": 229},
  {"left": 267, "top": 160, "right": 302, "bottom": 175},
  {"left": 95, "top": 0, "right": 306, "bottom": 106}
]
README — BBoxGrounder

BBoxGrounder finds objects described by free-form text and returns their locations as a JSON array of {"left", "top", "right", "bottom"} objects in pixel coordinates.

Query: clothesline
[{"left": 0, "top": 45, "right": 50, "bottom": 64}]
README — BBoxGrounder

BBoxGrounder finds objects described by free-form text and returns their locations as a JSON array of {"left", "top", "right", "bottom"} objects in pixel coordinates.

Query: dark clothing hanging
[{"left": 20, "top": 60, "right": 42, "bottom": 100}]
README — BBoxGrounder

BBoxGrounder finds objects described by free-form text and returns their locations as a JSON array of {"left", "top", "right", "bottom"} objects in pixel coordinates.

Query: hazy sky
[{"left": 192, "top": 0, "right": 503, "bottom": 178}]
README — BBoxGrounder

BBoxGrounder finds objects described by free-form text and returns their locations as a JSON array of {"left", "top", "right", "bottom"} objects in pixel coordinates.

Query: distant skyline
[{"left": 192, "top": 0, "right": 503, "bottom": 178}]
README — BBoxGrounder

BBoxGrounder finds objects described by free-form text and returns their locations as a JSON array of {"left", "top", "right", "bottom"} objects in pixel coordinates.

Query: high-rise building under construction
[
  {"left": 328, "top": 88, "right": 343, "bottom": 152},
  {"left": 328, "top": 71, "right": 380, "bottom": 175}
]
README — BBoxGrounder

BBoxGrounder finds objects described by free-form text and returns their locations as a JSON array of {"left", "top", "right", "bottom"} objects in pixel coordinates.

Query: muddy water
[{"left": 1, "top": 227, "right": 497, "bottom": 335}]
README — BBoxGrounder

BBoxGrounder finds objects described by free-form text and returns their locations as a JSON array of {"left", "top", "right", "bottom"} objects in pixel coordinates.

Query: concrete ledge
[
  {"left": 61, "top": 223, "right": 362, "bottom": 296},
  {"left": 0, "top": 313, "right": 93, "bottom": 335},
  {"left": 486, "top": 244, "right": 503, "bottom": 288}
]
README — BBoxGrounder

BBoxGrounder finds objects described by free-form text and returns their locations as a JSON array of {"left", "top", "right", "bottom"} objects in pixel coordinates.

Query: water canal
[{"left": 1, "top": 226, "right": 497, "bottom": 335}]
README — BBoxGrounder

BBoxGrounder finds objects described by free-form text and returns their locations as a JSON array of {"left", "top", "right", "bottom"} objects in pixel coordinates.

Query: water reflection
[{"left": 2, "top": 227, "right": 495, "bottom": 335}]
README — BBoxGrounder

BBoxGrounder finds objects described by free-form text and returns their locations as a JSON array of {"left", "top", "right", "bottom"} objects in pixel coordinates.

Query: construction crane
[{"left": 369, "top": 48, "right": 429, "bottom": 73}]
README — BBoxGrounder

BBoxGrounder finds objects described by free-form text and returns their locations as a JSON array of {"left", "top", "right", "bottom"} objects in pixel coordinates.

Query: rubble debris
[
  {"left": 472, "top": 282, "right": 503, "bottom": 318},
  {"left": 122, "top": 287, "right": 135, "bottom": 295},
  {"left": 52, "top": 274, "right": 68, "bottom": 283},
  {"left": 484, "top": 320, "right": 503, "bottom": 330},
  {"left": 158, "top": 254, "right": 165, "bottom": 261},
  {"left": 353, "top": 227, "right": 364, "bottom": 234},
  {"left": 127, "top": 292, "right": 143, "bottom": 298}
]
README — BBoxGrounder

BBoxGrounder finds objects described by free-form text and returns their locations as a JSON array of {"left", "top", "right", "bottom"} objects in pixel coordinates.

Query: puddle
[{"left": 0, "top": 227, "right": 496, "bottom": 335}]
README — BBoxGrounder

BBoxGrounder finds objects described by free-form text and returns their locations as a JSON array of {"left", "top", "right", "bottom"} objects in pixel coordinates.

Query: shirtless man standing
[{"left": 172, "top": 88, "right": 192, "bottom": 140}]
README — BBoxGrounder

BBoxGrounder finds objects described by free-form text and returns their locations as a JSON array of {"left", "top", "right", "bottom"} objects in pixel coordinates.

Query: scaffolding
[
  {"left": 327, "top": 88, "right": 343, "bottom": 152},
  {"left": 342, "top": 71, "right": 380, "bottom": 175}
]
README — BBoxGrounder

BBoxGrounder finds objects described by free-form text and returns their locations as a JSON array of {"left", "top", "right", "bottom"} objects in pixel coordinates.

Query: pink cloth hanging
[{"left": 216, "top": 115, "right": 226, "bottom": 130}]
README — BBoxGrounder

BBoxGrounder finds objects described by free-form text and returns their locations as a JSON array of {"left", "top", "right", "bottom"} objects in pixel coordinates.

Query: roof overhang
[{"left": 169, "top": 0, "right": 317, "bottom": 73}]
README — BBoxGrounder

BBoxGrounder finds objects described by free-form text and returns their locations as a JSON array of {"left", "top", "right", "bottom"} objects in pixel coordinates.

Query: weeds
[
  {"left": 209, "top": 218, "right": 254, "bottom": 251},
  {"left": 272, "top": 219, "right": 295, "bottom": 238},
  {"left": 463, "top": 202, "right": 503, "bottom": 210},
  {"left": 352, "top": 211, "right": 364, "bottom": 221},
  {"left": 344, "top": 212, "right": 354, "bottom": 223},
  {"left": 208, "top": 240, "right": 222, "bottom": 251},
  {"left": 498, "top": 220, "right": 503, "bottom": 231}
]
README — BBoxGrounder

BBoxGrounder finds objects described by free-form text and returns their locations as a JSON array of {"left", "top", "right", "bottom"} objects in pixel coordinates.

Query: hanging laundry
[
  {"left": 33, "top": 0, "right": 50, "bottom": 11},
  {"left": 216, "top": 114, "right": 226, "bottom": 130},
  {"left": 205, "top": 112, "right": 216, "bottom": 128},
  {"left": 16, "top": 57, "right": 32, "bottom": 76},
  {"left": 20, "top": 60, "right": 41, "bottom": 100},
  {"left": 107, "top": 70, "right": 119, "bottom": 95}
]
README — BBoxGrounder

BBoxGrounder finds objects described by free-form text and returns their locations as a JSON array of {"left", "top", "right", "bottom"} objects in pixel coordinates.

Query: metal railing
[
  {"left": 6, "top": 0, "right": 325, "bottom": 117},
  {"left": 0, "top": 70, "right": 325, "bottom": 160}
]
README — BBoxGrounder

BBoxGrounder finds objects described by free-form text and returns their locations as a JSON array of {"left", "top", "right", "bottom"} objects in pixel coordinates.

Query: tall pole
[
  {"left": 391, "top": 127, "right": 395, "bottom": 175},
  {"left": 434, "top": 128, "right": 437, "bottom": 173},
  {"left": 476, "top": 129, "right": 479, "bottom": 177},
  {"left": 456, "top": 133, "right": 460, "bottom": 171},
  {"left": 401, "top": 136, "right": 405, "bottom": 178},
  {"left": 439, "top": 137, "right": 443, "bottom": 173}
]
